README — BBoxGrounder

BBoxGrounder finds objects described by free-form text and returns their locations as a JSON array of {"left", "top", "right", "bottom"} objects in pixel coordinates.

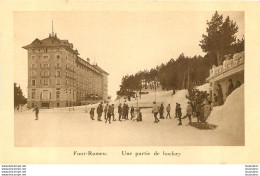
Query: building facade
[
  {"left": 23, "top": 32, "right": 109, "bottom": 108},
  {"left": 206, "top": 51, "right": 244, "bottom": 106}
]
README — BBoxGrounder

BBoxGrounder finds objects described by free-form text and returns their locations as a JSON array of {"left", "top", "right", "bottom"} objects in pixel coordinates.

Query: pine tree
[
  {"left": 14, "top": 82, "right": 27, "bottom": 108},
  {"left": 200, "top": 11, "right": 239, "bottom": 66}
]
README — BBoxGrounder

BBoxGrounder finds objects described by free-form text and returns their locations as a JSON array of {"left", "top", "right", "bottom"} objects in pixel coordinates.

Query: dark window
[
  {"left": 32, "top": 91, "right": 36, "bottom": 99},
  {"left": 56, "top": 91, "right": 60, "bottom": 99},
  {"left": 32, "top": 80, "right": 36, "bottom": 86},
  {"left": 57, "top": 103, "right": 60, "bottom": 107}
]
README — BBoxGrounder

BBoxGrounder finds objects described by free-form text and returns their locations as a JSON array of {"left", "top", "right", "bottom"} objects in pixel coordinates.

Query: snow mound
[
  {"left": 207, "top": 84, "right": 244, "bottom": 145},
  {"left": 195, "top": 83, "right": 209, "bottom": 92}
]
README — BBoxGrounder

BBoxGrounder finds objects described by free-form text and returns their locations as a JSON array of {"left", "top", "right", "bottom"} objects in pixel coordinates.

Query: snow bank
[{"left": 208, "top": 84, "right": 244, "bottom": 144}]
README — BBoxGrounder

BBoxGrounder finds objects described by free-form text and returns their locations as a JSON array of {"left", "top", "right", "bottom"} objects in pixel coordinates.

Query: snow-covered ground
[
  {"left": 14, "top": 84, "right": 244, "bottom": 146},
  {"left": 207, "top": 84, "right": 244, "bottom": 144}
]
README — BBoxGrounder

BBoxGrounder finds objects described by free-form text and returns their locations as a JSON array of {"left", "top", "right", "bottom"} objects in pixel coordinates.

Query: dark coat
[
  {"left": 159, "top": 105, "right": 164, "bottom": 113},
  {"left": 217, "top": 86, "right": 224, "bottom": 106},
  {"left": 131, "top": 107, "right": 134, "bottom": 113},
  {"left": 33, "top": 107, "right": 39, "bottom": 114},
  {"left": 107, "top": 106, "right": 112, "bottom": 116},
  {"left": 118, "top": 105, "right": 122, "bottom": 113},
  {"left": 97, "top": 104, "right": 103, "bottom": 114},
  {"left": 177, "top": 106, "right": 182, "bottom": 117},
  {"left": 227, "top": 82, "right": 234, "bottom": 96},
  {"left": 90, "top": 108, "right": 95, "bottom": 115}
]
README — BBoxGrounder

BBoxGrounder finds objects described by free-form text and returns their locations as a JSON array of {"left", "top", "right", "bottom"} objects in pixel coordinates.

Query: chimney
[
  {"left": 55, "top": 33, "right": 57, "bottom": 37},
  {"left": 49, "top": 33, "right": 51, "bottom": 37},
  {"left": 87, "top": 58, "right": 90, "bottom": 63}
]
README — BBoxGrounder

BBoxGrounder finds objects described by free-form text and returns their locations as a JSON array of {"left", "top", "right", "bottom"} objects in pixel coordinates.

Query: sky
[{"left": 13, "top": 11, "right": 244, "bottom": 99}]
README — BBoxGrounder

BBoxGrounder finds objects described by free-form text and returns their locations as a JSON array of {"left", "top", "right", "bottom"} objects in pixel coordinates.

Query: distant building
[
  {"left": 23, "top": 31, "right": 109, "bottom": 108},
  {"left": 206, "top": 51, "right": 244, "bottom": 105}
]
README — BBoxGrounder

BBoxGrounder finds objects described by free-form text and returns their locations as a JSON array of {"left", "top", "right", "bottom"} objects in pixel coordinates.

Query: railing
[{"left": 208, "top": 51, "right": 244, "bottom": 78}]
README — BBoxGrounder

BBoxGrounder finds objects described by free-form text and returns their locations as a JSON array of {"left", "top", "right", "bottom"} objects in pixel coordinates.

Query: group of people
[
  {"left": 90, "top": 102, "right": 142, "bottom": 124},
  {"left": 152, "top": 103, "right": 172, "bottom": 123},
  {"left": 187, "top": 89, "right": 212, "bottom": 124}
]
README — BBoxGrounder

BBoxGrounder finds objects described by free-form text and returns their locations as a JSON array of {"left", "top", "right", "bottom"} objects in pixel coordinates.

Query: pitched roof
[{"left": 22, "top": 34, "right": 78, "bottom": 55}]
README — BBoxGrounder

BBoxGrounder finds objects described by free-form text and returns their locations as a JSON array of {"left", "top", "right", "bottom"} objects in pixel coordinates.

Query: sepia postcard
[{"left": 0, "top": 1, "right": 260, "bottom": 164}]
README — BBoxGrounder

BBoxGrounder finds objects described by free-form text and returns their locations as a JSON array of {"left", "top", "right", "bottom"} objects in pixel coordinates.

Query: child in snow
[{"left": 136, "top": 108, "right": 142, "bottom": 122}]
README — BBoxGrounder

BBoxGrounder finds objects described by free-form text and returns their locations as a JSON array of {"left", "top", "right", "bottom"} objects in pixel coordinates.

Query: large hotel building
[{"left": 23, "top": 32, "right": 109, "bottom": 108}]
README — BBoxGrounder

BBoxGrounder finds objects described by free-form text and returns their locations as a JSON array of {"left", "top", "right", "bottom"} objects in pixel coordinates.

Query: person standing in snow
[
  {"left": 159, "top": 103, "right": 165, "bottom": 119},
  {"left": 104, "top": 103, "right": 108, "bottom": 120},
  {"left": 105, "top": 105, "right": 112, "bottom": 124},
  {"left": 186, "top": 102, "right": 193, "bottom": 125},
  {"left": 126, "top": 104, "right": 129, "bottom": 120},
  {"left": 226, "top": 79, "right": 234, "bottom": 97},
  {"left": 166, "top": 104, "right": 171, "bottom": 119},
  {"left": 122, "top": 103, "right": 126, "bottom": 119},
  {"left": 152, "top": 102, "right": 160, "bottom": 123},
  {"left": 111, "top": 104, "right": 116, "bottom": 121},
  {"left": 199, "top": 99, "right": 212, "bottom": 123},
  {"left": 136, "top": 108, "right": 142, "bottom": 122},
  {"left": 97, "top": 102, "right": 103, "bottom": 121},
  {"left": 90, "top": 108, "right": 95, "bottom": 120},
  {"left": 213, "top": 93, "right": 218, "bottom": 103},
  {"left": 175, "top": 103, "right": 178, "bottom": 118},
  {"left": 207, "top": 93, "right": 212, "bottom": 105},
  {"left": 130, "top": 106, "right": 135, "bottom": 120},
  {"left": 191, "top": 100, "right": 196, "bottom": 117},
  {"left": 118, "top": 103, "right": 122, "bottom": 121},
  {"left": 195, "top": 98, "right": 202, "bottom": 122},
  {"left": 33, "top": 105, "right": 39, "bottom": 120},
  {"left": 177, "top": 104, "right": 182, "bottom": 125},
  {"left": 217, "top": 83, "right": 224, "bottom": 106}
]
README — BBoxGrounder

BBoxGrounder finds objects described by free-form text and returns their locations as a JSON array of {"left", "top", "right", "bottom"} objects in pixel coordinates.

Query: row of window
[
  {"left": 31, "top": 90, "right": 75, "bottom": 100},
  {"left": 31, "top": 54, "right": 60, "bottom": 61},
  {"left": 31, "top": 71, "right": 61, "bottom": 77},
  {"left": 31, "top": 54, "right": 76, "bottom": 63},
  {"left": 31, "top": 79, "right": 78, "bottom": 87},
  {"left": 31, "top": 47, "right": 61, "bottom": 53},
  {"left": 30, "top": 63, "right": 77, "bottom": 71},
  {"left": 31, "top": 79, "right": 59, "bottom": 86},
  {"left": 31, "top": 78, "right": 103, "bottom": 88}
]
